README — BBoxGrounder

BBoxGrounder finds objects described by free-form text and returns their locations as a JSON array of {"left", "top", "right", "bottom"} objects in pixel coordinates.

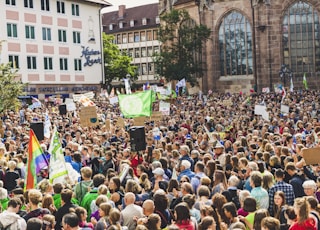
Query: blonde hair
[
  {"left": 294, "top": 197, "right": 310, "bottom": 223},
  {"left": 28, "top": 189, "right": 43, "bottom": 205}
]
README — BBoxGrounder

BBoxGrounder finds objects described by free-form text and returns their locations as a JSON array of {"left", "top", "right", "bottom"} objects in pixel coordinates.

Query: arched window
[
  {"left": 219, "top": 11, "right": 253, "bottom": 76},
  {"left": 283, "top": 1, "right": 320, "bottom": 73}
]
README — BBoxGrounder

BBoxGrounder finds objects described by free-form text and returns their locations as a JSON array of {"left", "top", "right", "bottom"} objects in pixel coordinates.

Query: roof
[
  {"left": 102, "top": 3, "right": 159, "bottom": 33},
  {"left": 83, "top": 0, "right": 111, "bottom": 6}
]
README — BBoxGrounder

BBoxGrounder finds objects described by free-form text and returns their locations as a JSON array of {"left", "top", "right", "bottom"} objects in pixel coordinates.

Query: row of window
[
  {"left": 7, "top": 23, "right": 81, "bottom": 43},
  {"left": 113, "top": 30, "right": 159, "bottom": 44},
  {"left": 109, "top": 17, "right": 160, "bottom": 31},
  {"left": 6, "top": 0, "right": 80, "bottom": 16},
  {"left": 119, "top": 46, "right": 160, "bottom": 58},
  {"left": 134, "top": 63, "right": 154, "bottom": 75},
  {"left": 8, "top": 55, "right": 82, "bottom": 71}
]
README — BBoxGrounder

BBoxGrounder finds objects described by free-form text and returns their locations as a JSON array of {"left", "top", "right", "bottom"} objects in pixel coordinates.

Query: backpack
[{"left": 0, "top": 220, "right": 17, "bottom": 230}]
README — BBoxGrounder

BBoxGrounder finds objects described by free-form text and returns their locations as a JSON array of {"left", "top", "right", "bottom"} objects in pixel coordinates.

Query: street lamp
[{"left": 279, "top": 64, "right": 292, "bottom": 88}]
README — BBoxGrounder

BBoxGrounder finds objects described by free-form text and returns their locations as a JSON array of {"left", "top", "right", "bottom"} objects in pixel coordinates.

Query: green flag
[
  {"left": 303, "top": 73, "right": 308, "bottom": 90},
  {"left": 118, "top": 90, "right": 152, "bottom": 117},
  {"left": 49, "top": 127, "right": 68, "bottom": 184}
]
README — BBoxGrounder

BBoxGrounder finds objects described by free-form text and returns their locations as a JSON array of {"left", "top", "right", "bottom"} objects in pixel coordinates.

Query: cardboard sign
[
  {"left": 150, "top": 111, "right": 163, "bottom": 121},
  {"left": 159, "top": 101, "right": 170, "bottom": 115},
  {"left": 134, "top": 117, "right": 147, "bottom": 126},
  {"left": 281, "top": 104, "right": 289, "bottom": 114},
  {"left": 65, "top": 98, "right": 76, "bottom": 111},
  {"left": 223, "top": 99, "right": 232, "bottom": 106},
  {"left": 302, "top": 147, "right": 320, "bottom": 165},
  {"left": 109, "top": 96, "right": 118, "bottom": 105},
  {"left": 116, "top": 117, "right": 125, "bottom": 128},
  {"left": 188, "top": 86, "right": 200, "bottom": 95},
  {"left": 79, "top": 106, "right": 98, "bottom": 127}
]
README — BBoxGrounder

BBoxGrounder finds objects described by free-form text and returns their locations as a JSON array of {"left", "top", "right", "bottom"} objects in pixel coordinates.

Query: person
[
  {"left": 62, "top": 213, "right": 91, "bottom": 230},
  {"left": 92, "top": 202, "right": 112, "bottom": 230},
  {"left": 268, "top": 169, "right": 295, "bottom": 216},
  {"left": 239, "top": 197, "right": 257, "bottom": 230},
  {"left": 198, "top": 216, "right": 216, "bottom": 230},
  {"left": 285, "top": 163, "right": 305, "bottom": 198},
  {"left": 173, "top": 202, "right": 195, "bottom": 230},
  {"left": 23, "top": 189, "right": 50, "bottom": 222},
  {"left": 154, "top": 190, "right": 172, "bottom": 229},
  {"left": 290, "top": 197, "right": 316, "bottom": 230},
  {"left": 190, "top": 161, "right": 206, "bottom": 193},
  {"left": 0, "top": 197, "right": 27, "bottom": 229},
  {"left": 222, "top": 175, "right": 241, "bottom": 209},
  {"left": 120, "top": 192, "right": 143, "bottom": 230},
  {"left": 177, "top": 160, "right": 195, "bottom": 182},
  {"left": 75, "top": 207, "right": 94, "bottom": 229},
  {"left": 27, "top": 218, "right": 43, "bottom": 230},
  {"left": 261, "top": 217, "right": 280, "bottom": 230},
  {"left": 272, "top": 191, "right": 286, "bottom": 220},
  {"left": 253, "top": 209, "right": 269, "bottom": 230},
  {"left": 74, "top": 167, "right": 93, "bottom": 204},
  {"left": 250, "top": 171, "right": 269, "bottom": 209},
  {"left": 222, "top": 202, "right": 240, "bottom": 226},
  {"left": 302, "top": 180, "right": 317, "bottom": 197},
  {"left": 144, "top": 213, "right": 161, "bottom": 230},
  {"left": 55, "top": 189, "right": 77, "bottom": 230}
]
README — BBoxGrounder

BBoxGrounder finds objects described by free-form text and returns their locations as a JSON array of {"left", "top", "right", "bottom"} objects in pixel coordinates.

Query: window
[
  {"left": 156, "top": 16, "right": 160, "bottom": 24},
  {"left": 6, "top": 0, "right": 15, "bottom": 6},
  {"left": 134, "top": 32, "right": 140, "bottom": 42},
  {"left": 44, "top": 57, "right": 53, "bottom": 70},
  {"left": 283, "top": 1, "right": 320, "bottom": 73},
  {"left": 135, "top": 48, "right": 140, "bottom": 58},
  {"left": 141, "top": 47, "right": 146, "bottom": 57},
  {"left": 25, "top": 25, "right": 35, "bottom": 39},
  {"left": 119, "top": 22, "right": 123, "bottom": 28},
  {"left": 140, "top": 31, "right": 146, "bottom": 41},
  {"left": 148, "top": 63, "right": 154, "bottom": 74},
  {"left": 122, "top": 34, "right": 127, "bottom": 44},
  {"left": 147, "top": 47, "right": 153, "bottom": 57},
  {"left": 59, "top": 58, "right": 68, "bottom": 70},
  {"left": 153, "top": 30, "right": 158, "bottom": 40},
  {"left": 27, "top": 56, "right": 37, "bottom": 69},
  {"left": 71, "top": 4, "right": 80, "bottom": 16},
  {"left": 42, "top": 27, "right": 51, "bottom": 41},
  {"left": 73, "top": 31, "right": 81, "bottom": 44},
  {"left": 8, "top": 55, "right": 19, "bottom": 69},
  {"left": 7, "top": 23, "right": 17, "bottom": 38},
  {"left": 219, "top": 11, "right": 253, "bottom": 76},
  {"left": 24, "top": 0, "right": 33, "bottom": 8},
  {"left": 147, "top": 30, "right": 152, "bottom": 41},
  {"left": 142, "top": 18, "right": 147, "bottom": 25},
  {"left": 109, "top": 24, "right": 113, "bottom": 31},
  {"left": 58, "top": 29, "right": 67, "bottom": 42},
  {"left": 128, "top": 48, "right": 133, "bottom": 57},
  {"left": 41, "top": 0, "right": 50, "bottom": 11},
  {"left": 128, "top": 33, "right": 134, "bottom": 43},
  {"left": 57, "top": 1, "right": 65, "bottom": 14},
  {"left": 130, "top": 20, "right": 135, "bottom": 27},
  {"left": 117, "top": 34, "right": 121, "bottom": 44},
  {"left": 74, "top": 59, "right": 82, "bottom": 71},
  {"left": 142, "top": 63, "right": 147, "bottom": 75}
]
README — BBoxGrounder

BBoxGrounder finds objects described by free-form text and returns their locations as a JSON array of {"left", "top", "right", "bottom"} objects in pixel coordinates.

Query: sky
[{"left": 102, "top": 0, "right": 159, "bottom": 13}]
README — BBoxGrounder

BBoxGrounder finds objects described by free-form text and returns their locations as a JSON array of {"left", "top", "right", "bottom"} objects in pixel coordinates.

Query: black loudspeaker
[
  {"left": 129, "top": 126, "right": 146, "bottom": 152},
  {"left": 59, "top": 104, "right": 67, "bottom": 115},
  {"left": 30, "top": 122, "right": 44, "bottom": 141}
]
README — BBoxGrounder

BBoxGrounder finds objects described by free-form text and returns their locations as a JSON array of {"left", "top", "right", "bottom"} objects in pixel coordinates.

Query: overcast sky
[{"left": 102, "top": 0, "right": 159, "bottom": 13}]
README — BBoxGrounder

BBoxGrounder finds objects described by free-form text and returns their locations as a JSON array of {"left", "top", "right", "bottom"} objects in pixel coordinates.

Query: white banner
[
  {"left": 109, "top": 96, "right": 119, "bottom": 105},
  {"left": 159, "top": 101, "right": 170, "bottom": 115}
]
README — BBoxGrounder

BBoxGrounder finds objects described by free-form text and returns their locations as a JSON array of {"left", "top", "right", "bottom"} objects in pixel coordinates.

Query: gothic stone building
[{"left": 160, "top": 0, "right": 320, "bottom": 93}]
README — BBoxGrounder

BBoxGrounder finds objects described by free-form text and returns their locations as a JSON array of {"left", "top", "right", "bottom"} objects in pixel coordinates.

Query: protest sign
[
  {"left": 109, "top": 96, "right": 119, "bottom": 105},
  {"left": 280, "top": 104, "right": 289, "bottom": 114},
  {"left": 79, "top": 106, "right": 98, "bottom": 127},
  {"left": 116, "top": 117, "right": 125, "bottom": 128},
  {"left": 303, "top": 147, "right": 320, "bottom": 165},
  {"left": 188, "top": 86, "right": 200, "bottom": 95},
  {"left": 134, "top": 117, "right": 147, "bottom": 126},
  {"left": 150, "top": 111, "right": 163, "bottom": 121},
  {"left": 79, "top": 95, "right": 95, "bottom": 107},
  {"left": 254, "top": 105, "right": 269, "bottom": 121},
  {"left": 65, "top": 98, "right": 76, "bottom": 111},
  {"left": 159, "top": 101, "right": 170, "bottom": 115},
  {"left": 223, "top": 99, "right": 233, "bottom": 106},
  {"left": 105, "top": 119, "right": 111, "bottom": 131}
]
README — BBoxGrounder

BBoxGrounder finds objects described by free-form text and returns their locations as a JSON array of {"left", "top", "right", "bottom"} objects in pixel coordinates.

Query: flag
[
  {"left": 118, "top": 90, "right": 152, "bottom": 118},
  {"left": 25, "top": 129, "right": 49, "bottom": 190},
  {"left": 43, "top": 112, "right": 51, "bottom": 139},
  {"left": 281, "top": 86, "right": 286, "bottom": 103},
  {"left": 48, "top": 127, "right": 68, "bottom": 184},
  {"left": 175, "top": 78, "right": 186, "bottom": 95},
  {"left": 290, "top": 77, "right": 294, "bottom": 92},
  {"left": 143, "top": 82, "right": 150, "bottom": 91},
  {"left": 303, "top": 73, "right": 308, "bottom": 90}
]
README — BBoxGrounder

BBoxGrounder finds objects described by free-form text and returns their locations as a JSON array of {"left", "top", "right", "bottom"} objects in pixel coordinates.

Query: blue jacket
[{"left": 178, "top": 168, "right": 195, "bottom": 182}]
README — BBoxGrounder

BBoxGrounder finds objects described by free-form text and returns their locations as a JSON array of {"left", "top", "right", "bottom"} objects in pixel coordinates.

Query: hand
[{"left": 91, "top": 217, "right": 97, "bottom": 225}]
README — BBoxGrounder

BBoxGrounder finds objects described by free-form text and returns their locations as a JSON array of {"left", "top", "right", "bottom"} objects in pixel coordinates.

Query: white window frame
[
  {"left": 44, "top": 57, "right": 53, "bottom": 70},
  {"left": 57, "top": 1, "right": 65, "bottom": 14},
  {"left": 27, "top": 56, "right": 37, "bottom": 70},
  {"left": 25, "top": 25, "right": 35, "bottom": 39},
  {"left": 58, "top": 29, "right": 67, "bottom": 42},
  {"left": 74, "top": 59, "right": 82, "bottom": 71},
  {"left": 7, "top": 23, "right": 17, "bottom": 38},
  {"left": 24, "top": 0, "right": 34, "bottom": 8},
  {"left": 59, "top": 58, "right": 68, "bottom": 71},
  {"left": 41, "top": 0, "right": 50, "bottom": 11},
  {"left": 42, "top": 27, "right": 51, "bottom": 41}
]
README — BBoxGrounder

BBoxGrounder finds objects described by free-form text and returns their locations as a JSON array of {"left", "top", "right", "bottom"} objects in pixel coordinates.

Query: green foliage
[
  {"left": 154, "top": 9, "right": 211, "bottom": 86},
  {"left": 0, "top": 63, "right": 26, "bottom": 112},
  {"left": 103, "top": 33, "right": 137, "bottom": 87}
]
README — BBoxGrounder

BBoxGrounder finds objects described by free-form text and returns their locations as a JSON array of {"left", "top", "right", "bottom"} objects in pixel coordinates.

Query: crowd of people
[{"left": 0, "top": 89, "right": 320, "bottom": 230}]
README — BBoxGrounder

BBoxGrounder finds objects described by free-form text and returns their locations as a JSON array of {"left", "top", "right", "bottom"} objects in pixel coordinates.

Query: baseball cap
[{"left": 152, "top": 168, "right": 165, "bottom": 176}]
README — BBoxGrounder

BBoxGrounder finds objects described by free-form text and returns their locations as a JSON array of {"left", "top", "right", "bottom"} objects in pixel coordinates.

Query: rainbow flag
[{"left": 25, "top": 129, "right": 49, "bottom": 190}]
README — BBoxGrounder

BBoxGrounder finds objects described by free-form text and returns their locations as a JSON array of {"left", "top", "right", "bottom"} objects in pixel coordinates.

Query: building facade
[
  {"left": 160, "top": 0, "right": 320, "bottom": 93},
  {"left": 0, "top": 0, "right": 110, "bottom": 99},
  {"left": 102, "top": 4, "right": 161, "bottom": 85}
]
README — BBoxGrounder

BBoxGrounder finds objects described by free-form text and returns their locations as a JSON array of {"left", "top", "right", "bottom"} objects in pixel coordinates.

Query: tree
[
  {"left": 154, "top": 9, "right": 211, "bottom": 86},
  {"left": 103, "top": 33, "right": 137, "bottom": 88},
  {"left": 0, "top": 63, "right": 26, "bottom": 113}
]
